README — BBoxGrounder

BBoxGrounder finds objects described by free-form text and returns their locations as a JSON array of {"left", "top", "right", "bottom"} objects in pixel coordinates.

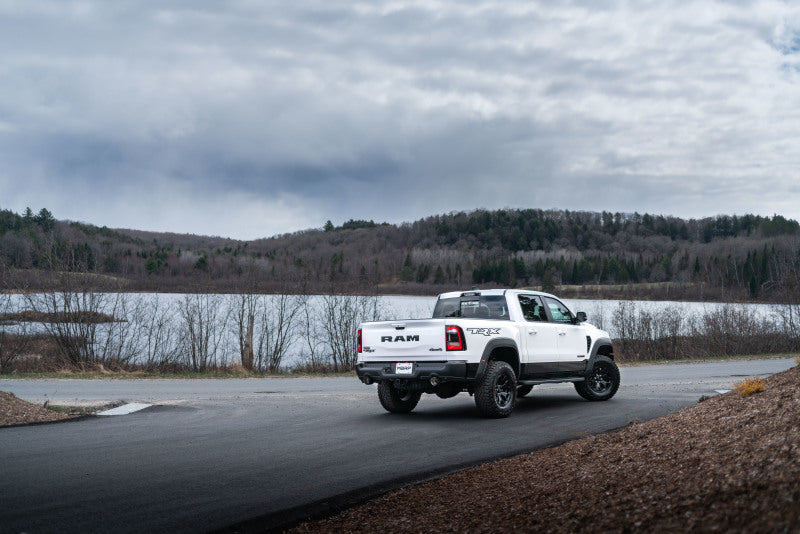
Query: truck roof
[{"left": 436, "top": 288, "right": 560, "bottom": 300}]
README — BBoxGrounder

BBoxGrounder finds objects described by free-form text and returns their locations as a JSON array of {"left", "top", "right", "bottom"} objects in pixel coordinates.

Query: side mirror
[{"left": 575, "top": 311, "right": 587, "bottom": 323}]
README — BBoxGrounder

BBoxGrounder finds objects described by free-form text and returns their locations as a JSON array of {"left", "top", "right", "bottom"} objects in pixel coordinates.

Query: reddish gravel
[
  {"left": 293, "top": 363, "right": 800, "bottom": 533},
  {"left": 0, "top": 391, "right": 77, "bottom": 427}
]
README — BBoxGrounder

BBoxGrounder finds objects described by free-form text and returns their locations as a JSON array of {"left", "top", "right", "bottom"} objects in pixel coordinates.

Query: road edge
[{"left": 211, "top": 434, "right": 617, "bottom": 534}]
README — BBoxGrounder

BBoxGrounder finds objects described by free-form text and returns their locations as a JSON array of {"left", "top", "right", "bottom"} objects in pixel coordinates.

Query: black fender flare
[
  {"left": 474, "top": 338, "right": 520, "bottom": 383},
  {"left": 586, "top": 336, "right": 614, "bottom": 375}
]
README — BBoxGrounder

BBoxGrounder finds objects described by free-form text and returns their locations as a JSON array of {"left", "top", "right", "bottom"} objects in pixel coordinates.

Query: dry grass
[{"left": 733, "top": 376, "right": 766, "bottom": 397}]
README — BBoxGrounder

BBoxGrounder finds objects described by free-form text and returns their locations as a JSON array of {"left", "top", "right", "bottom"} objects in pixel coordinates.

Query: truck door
[
  {"left": 517, "top": 294, "right": 559, "bottom": 364},
  {"left": 541, "top": 296, "right": 587, "bottom": 363}
]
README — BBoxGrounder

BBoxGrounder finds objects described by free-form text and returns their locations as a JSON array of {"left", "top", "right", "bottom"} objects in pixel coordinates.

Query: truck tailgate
[{"left": 360, "top": 319, "right": 446, "bottom": 360}]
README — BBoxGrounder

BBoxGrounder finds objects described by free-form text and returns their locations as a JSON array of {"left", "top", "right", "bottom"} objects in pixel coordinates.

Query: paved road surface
[{"left": 0, "top": 358, "right": 794, "bottom": 533}]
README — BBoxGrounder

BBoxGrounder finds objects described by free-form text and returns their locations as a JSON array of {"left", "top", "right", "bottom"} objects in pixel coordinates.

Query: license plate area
[{"left": 395, "top": 362, "right": 413, "bottom": 375}]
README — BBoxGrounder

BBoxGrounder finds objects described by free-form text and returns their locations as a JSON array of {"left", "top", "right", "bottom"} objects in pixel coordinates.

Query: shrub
[{"left": 733, "top": 377, "right": 765, "bottom": 397}]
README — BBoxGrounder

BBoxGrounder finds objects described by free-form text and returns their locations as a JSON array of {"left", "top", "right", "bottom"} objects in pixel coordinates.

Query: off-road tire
[
  {"left": 574, "top": 355, "right": 620, "bottom": 401},
  {"left": 475, "top": 360, "right": 517, "bottom": 418},
  {"left": 377, "top": 381, "right": 422, "bottom": 413},
  {"left": 517, "top": 384, "right": 534, "bottom": 398}
]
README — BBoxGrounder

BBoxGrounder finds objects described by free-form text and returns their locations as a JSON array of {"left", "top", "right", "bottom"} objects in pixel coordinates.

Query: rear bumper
[{"left": 356, "top": 361, "right": 469, "bottom": 385}]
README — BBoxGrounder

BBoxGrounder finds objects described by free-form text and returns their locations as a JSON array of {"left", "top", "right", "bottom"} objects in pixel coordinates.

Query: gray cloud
[{"left": 1, "top": 0, "right": 799, "bottom": 239}]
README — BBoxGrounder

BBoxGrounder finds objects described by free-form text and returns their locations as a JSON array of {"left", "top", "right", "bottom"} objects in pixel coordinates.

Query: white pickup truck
[{"left": 356, "top": 288, "right": 619, "bottom": 417}]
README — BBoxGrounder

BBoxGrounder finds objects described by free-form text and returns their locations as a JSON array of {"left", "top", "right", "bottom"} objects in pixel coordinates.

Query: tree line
[{"left": 2, "top": 207, "right": 800, "bottom": 301}]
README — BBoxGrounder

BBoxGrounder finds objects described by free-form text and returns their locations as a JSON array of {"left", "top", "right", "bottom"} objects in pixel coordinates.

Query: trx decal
[{"left": 466, "top": 327, "right": 500, "bottom": 336}]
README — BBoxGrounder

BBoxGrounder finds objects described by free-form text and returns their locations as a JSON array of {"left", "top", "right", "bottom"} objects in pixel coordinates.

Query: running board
[{"left": 518, "top": 377, "right": 585, "bottom": 386}]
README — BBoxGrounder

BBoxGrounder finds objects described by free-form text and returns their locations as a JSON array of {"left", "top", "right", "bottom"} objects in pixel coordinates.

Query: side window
[
  {"left": 439, "top": 304, "right": 458, "bottom": 318},
  {"left": 543, "top": 296, "right": 574, "bottom": 324},
  {"left": 518, "top": 295, "right": 547, "bottom": 322}
]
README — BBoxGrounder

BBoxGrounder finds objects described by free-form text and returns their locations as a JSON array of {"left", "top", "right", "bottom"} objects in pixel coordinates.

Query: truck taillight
[
  {"left": 446, "top": 325, "right": 466, "bottom": 351},
  {"left": 357, "top": 329, "right": 362, "bottom": 353}
]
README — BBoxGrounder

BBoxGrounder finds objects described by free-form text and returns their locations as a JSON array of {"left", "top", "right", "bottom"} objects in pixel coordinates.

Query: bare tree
[
  {"left": 610, "top": 301, "right": 688, "bottom": 361},
  {"left": 92, "top": 293, "right": 145, "bottom": 369},
  {"left": 177, "top": 294, "right": 231, "bottom": 371},
  {"left": 255, "top": 294, "right": 304, "bottom": 372},
  {"left": 24, "top": 288, "right": 108, "bottom": 369},
  {"left": 231, "top": 292, "right": 305, "bottom": 372},
  {"left": 299, "top": 295, "right": 322, "bottom": 371},
  {"left": 134, "top": 295, "right": 180, "bottom": 370},
  {"left": 311, "top": 294, "right": 383, "bottom": 371},
  {"left": 0, "top": 294, "right": 29, "bottom": 373},
  {"left": 775, "top": 304, "right": 800, "bottom": 341},
  {"left": 22, "top": 284, "right": 144, "bottom": 370},
  {"left": 231, "top": 293, "right": 258, "bottom": 371}
]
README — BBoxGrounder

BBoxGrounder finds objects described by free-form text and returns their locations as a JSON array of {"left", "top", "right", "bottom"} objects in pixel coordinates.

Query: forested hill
[{"left": 2, "top": 207, "right": 800, "bottom": 301}]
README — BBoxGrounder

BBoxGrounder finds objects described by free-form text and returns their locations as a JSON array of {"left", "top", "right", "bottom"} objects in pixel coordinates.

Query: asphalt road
[{"left": 0, "top": 358, "right": 795, "bottom": 534}]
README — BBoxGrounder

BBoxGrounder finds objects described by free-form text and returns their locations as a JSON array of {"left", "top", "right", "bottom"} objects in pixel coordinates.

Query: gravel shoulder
[
  {"left": 0, "top": 391, "right": 78, "bottom": 426},
  {"left": 292, "top": 363, "right": 800, "bottom": 533}
]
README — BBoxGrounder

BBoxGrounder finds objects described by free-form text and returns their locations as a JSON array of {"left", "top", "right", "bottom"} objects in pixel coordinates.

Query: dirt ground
[
  {"left": 292, "top": 363, "right": 800, "bottom": 533},
  {"left": 0, "top": 391, "right": 77, "bottom": 426}
]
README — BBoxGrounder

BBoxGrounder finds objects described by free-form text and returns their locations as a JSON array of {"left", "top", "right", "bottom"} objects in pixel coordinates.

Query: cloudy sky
[{"left": 1, "top": 1, "right": 799, "bottom": 240}]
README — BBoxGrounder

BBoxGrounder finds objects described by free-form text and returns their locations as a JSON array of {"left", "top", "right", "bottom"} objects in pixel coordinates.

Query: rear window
[{"left": 432, "top": 295, "right": 510, "bottom": 320}]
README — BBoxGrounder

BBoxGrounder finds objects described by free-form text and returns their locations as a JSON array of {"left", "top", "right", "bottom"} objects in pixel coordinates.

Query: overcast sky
[{"left": 1, "top": 1, "right": 799, "bottom": 240}]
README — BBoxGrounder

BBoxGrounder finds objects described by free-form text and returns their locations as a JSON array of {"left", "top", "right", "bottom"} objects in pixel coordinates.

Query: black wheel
[
  {"left": 475, "top": 361, "right": 517, "bottom": 418},
  {"left": 377, "top": 381, "right": 422, "bottom": 413},
  {"left": 575, "top": 356, "right": 620, "bottom": 401},
  {"left": 517, "top": 384, "right": 534, "bottom": 398}
]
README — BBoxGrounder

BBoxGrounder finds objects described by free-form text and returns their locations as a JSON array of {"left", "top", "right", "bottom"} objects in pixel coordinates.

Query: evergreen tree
[
  {"left": 541, "top": 268, "right": 556, "bottom": 293},
  {"left": 434, "top": 265, "right": 445, "bottom": 284},
  {"left": 35, "top": 208, "right": 55, "bottom": 232},
  {"left": 399, "top": 254, "right": 414, "bottom": 282}
]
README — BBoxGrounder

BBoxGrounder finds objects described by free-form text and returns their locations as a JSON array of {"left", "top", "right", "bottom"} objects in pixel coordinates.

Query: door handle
[
  {"left": 558, "top": 331, "right": 566, "bottom": 336},
  {"left": 528, "top": 329, "right": 538, "bottom": 335}
]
